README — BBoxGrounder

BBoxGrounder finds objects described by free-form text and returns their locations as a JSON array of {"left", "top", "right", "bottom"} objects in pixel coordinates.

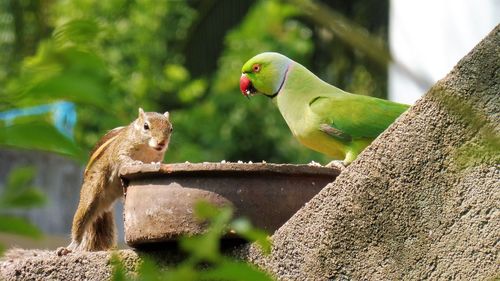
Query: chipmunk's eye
[
  {"left": 170, "top": 127, "right": 173, "bottom": 132},
  {"left": 143, "top": 122, "right": 150, "bottom": 130}
]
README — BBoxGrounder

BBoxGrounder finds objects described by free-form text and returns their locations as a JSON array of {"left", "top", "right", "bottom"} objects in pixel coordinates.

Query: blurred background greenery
[{"left": 0, "top": 0, "right": 390, "bottom": 164}]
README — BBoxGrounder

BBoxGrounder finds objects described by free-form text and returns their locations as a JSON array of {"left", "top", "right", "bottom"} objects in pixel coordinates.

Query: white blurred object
[{"left": 389, "top": 0, "right": 500, "bottom": 104}]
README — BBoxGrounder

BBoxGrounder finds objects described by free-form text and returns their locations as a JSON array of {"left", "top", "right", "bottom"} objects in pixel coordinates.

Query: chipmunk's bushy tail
[{"left": 79, "top": 211, "right": 116, "bottom": 251}]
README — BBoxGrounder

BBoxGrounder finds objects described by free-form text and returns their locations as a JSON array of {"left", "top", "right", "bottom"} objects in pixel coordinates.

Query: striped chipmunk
[{"left": 57, "top": 108, "right": 172, "bottom": 255}]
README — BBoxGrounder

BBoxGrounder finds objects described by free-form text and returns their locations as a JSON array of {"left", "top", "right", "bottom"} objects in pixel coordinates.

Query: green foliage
[
  {"left": 53, "top": 19, "right": 100, "bottom": 46},
  {"left": 111, "top": 201, "right": 274, "bottom": 281},
  {"left": 2, "top": 1, "right": 198, "bottom": 154},
  {"left": 0, "top": 215, "right": 42, "bottom": 239},
  {"left": 169, "top": 0, "right": 328, "bottom": 164},
  {"left": 0, "top": 121, "right": 85, "bottom": 162},
  {"left": 1, "top": 17, "right": 114, "bottom": 162},
  {"left": 0, "top": 167, "right": 47, "bottom": 253},
  {"left": 0, "top": 167, "right": 46, "bottom": 209},
  {"left": 0, "top": 0, "right": 392, "bottom": 164},
  {"left": 51, "top": 0, "right": 198, "bottom": 118},
  {"left": 231, "top": 218, "right": 271, "bottom": 255},
  {"left": 18, "top": 41, "right": 111, "bottom": 109},
  {"left": 110, "top": 252, "right": 129, "bottom": 281}
]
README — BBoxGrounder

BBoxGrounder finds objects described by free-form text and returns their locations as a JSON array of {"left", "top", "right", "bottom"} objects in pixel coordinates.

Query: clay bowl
[{"left": 120, "top": 162, "right": 339, "bottom": 247}]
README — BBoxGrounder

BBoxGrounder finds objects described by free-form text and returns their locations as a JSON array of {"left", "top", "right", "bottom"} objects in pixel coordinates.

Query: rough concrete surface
[
  {"left": 0, "top": 249, "right": 140, "bottom": 280},
  {"left": 0, "top": 26, "right": 498, "bottom": 281},
  {"left": 241, "top": 25, "right": 500, "bottom": 280}
]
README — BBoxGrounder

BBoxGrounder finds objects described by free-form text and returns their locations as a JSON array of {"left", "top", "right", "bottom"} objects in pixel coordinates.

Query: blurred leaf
[
  {"left": 110, "top": 253, "right": 129, "bottom": 281},
  {"left": 0, "top": 167, "right": 46, "bottom": 250},
  {"left": 231, "top": 218, "right": 271, "bottom": 255},
  {"left": 179, "top": 79, "right": 207, "bottom": 103},
  {"left": 141, "top": 260, "right": 198, "bottom": 281},
  {"left": 201, "top": 259, "right": 275, "bottom": 281},
  {"left": 22, "top": 72, "right": 109, "bottom": 109},
  {"left": 0, "top": 188, "right": 47, "bottom": 210},
  {"left": 0, "top": 166, "right": 46, "bottom": 209},
  {"left": 181, "top": 202, "right": 268, "bottom": 264},
  {"left": 194, "top": 201, "right": 227, "bottom": 221},
  {"left": 16, "top": 43, "right": 111, "bottom": 109},
  {"left": 180, "top": 202, "right": 227, "bottom": 263},
  {"left": 0, "top": 215, "right": 42, "bottom": 238},
  {"left": 0, "top": 122, "right": 85, "bottom": 162},
  {"left": 19, "top": 42, "right": 63, "bottom": 84},
  {"left": 6, "top": 167, "right": 35, "bottom": 191},
  {"left": 180, "top": 231, "right": 220, "bottom": 263},
  {"left": 164, "top": 64, "right": 190, "bottom": 84},
  {"left": 137, "top": 258, "right": 163, "bottom": 281},
  {"left": 162, "top": 265, "right": 198, "bottom": 281},
  {"left": 53, "top": 19, "right": 100, "bottom": 46}
]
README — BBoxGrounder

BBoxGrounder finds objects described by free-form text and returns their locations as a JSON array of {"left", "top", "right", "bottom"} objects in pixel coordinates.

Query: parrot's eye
[
  {"left": 252, "top": 64, "right": 261, "bottom": 73},
  {"left": 143, "top": 122, "right": 150, "bottom": 130}
]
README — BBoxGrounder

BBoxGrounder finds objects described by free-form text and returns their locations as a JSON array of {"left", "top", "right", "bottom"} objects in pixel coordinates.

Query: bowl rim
[{"left": 120, "top": 162, "right": 340, "bottom": 182}]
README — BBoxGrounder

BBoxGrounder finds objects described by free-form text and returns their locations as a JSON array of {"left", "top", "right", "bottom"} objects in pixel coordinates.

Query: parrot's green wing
[{"left": 310, "top": 94, "right": 409, "bottom": 139}]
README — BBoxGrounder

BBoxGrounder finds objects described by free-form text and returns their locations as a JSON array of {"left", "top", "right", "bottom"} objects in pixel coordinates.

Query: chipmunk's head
[{"left": 135, "top": 108, "right": 173, "bottom": 152}]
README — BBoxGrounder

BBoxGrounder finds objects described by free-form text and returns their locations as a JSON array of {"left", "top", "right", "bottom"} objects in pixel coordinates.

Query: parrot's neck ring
[
  {"left": 268, "top": 92, "right": 279, "bottom": 99},
  {"left": 269, "top": 64, "right": 290, "bottom": 99}
]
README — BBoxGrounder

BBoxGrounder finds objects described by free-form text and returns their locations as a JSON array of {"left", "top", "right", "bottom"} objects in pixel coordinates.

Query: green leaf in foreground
[
  {"left": 200, "top": 258, "right": 274, "bottom": 281},
  {"left": 0, "top": 122, "right": 85, "bottom": 162},
  {"left": 178, "top": 201, "right": 235, "bottom": 263},
  {"left": 193, "top": 201, "right": 230, "bottom": 221},
  {"left": 0, "top": 215, "right": 42, "bottom": 238},
  {"left": 110, "top": 253, "right": 128, "bottom": 281},
  {"left": 0, "top": 187, "right": 47, "bottom": 210},
  {"left": 0, "top": 167, "right": 46, "bottom": 209},
  {"left": 53, "top": 19, "right": 100, "bottom": 46},
  {"left": 231, "top": 218, "right": 272, "bottom": 255},
  {"left": 112, "top": 201, "right": 275, "bottom": 280},
  {"left": 0, "top": 167, "right": 47, "bottom": 252},
  {"left": 6, "top": 166, "right": 36, "bottom": 189}
]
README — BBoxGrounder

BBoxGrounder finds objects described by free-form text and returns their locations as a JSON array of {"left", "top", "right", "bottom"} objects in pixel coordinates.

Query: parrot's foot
[
  {"left": 325, "top": 160, "right": 346, "bottom": 171},
  {"left": 308, "top": 161, "right": 323, "bottom": 167}
]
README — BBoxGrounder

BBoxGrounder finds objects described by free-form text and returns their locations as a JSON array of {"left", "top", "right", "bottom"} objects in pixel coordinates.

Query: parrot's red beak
[{"left": 240, "top": 74, "right": 256, "bottom": 98}]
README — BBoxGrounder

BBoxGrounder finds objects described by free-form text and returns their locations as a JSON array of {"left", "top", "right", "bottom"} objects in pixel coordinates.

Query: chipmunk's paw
[
  {"left": 57, "top": 241, "right": 78, "bottom": 256},
  {"left": 56, "top": 247, "right": 72, "bottom": 256},
  {"left": 149, "top": 161, "right": 161, "bottom": 170}
]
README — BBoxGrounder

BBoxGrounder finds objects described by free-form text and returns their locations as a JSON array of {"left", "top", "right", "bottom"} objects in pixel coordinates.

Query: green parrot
[{"left": 239, "top": 52, "right": 409, "bottom": 165}]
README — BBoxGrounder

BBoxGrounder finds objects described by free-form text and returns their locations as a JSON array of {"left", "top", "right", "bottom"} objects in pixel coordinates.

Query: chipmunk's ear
[
  {"left": 163, "top": 111, "right": 170, "bottom": 120},
  {"left": 138, "top": 108, "right": 145, "bottom": 120}
]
